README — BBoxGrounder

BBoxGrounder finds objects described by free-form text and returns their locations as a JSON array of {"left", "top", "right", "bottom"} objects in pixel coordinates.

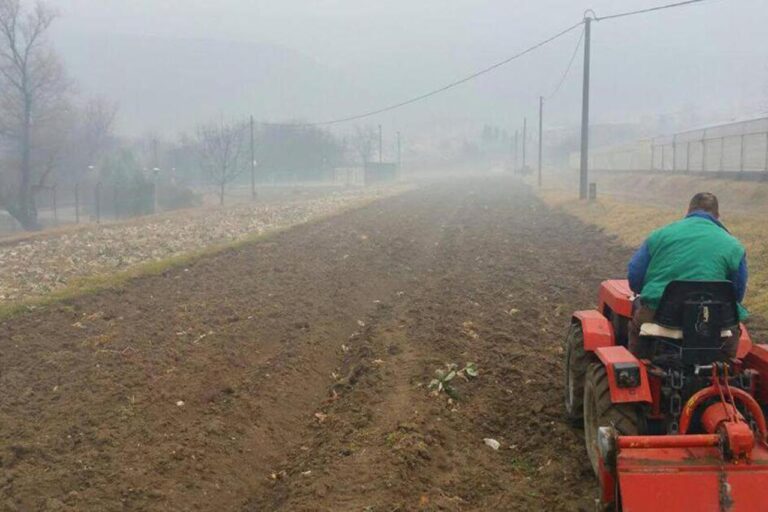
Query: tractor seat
[
  {"left": 640, "top": 322, "right": 732, "bottom": 340},
  {"left": 648, "top": 280, "right": 739, "bottom": 365}
]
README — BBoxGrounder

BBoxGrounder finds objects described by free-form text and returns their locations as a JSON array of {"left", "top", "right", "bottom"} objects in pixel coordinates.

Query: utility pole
[
  {"left": 513, "top": 130, "right": 519, "bottom": 172},
  {"left": 396, "top": 131, "right": 402, "bottom": 174},
  {"left": 378, "top": 124, "right": 383, "bottom": 163},
  {"left": 538, "top": 96, "right": 544, "bottom": 187},
  {"left": 250, "top": 115, "right": 256, "bottom": 200},
  {"left": 522, "top": 117, "right": 527, "bottom": 170},
  {"left": 579, "top": 15, "right": 593, "bottom": 200}
]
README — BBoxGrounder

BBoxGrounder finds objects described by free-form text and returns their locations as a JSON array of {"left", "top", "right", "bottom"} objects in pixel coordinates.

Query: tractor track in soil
[{"left": 2, "top": 177, "right": 762, "bottom": 511}]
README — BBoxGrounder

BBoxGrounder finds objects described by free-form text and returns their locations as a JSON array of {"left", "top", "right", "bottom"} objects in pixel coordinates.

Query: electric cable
[
  {"left": 593, "top": 0, "right": 710, "bottom": 22},
  {"left": 309, "top": 20, "right": 585, "bottom": 126},
  {"left": 545, "top": 26, "right": 585, "bottom": 100}
]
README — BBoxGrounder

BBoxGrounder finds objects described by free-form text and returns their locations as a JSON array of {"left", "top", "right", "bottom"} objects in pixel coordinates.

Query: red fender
[
  {"left": 573, "top": 310, "right": 615, "bottom": 351},
  {"left": 594, "top": 345, "right": 652, "bottom": 404}
]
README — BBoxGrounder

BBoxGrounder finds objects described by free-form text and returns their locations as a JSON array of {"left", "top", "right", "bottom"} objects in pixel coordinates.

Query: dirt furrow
[{"left": 1, "top": 178, "right": 644, "bottom": 511}]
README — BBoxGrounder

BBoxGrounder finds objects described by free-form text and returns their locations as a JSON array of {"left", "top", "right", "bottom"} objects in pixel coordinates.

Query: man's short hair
[{"left": 688, "top": 192, "right": 719, "bottom": 217}]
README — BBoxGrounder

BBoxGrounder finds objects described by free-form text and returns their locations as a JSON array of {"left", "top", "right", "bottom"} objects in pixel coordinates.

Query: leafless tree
[
  {"left": 350, "top": 125, "right": 377, "bottom": 165},
  {"left": 0, "top": 0, "right": 69, "bottom": 229},
  {"left": 195, "top": 121, "right": 246, "bottom": 205},
  {"left": 79, "top": 98, "right": 117, "bottom": 169}
]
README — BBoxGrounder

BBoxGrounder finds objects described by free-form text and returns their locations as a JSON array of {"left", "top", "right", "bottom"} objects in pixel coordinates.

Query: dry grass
[{"left": 538, "top": 181, "right": 768, "bottom": 318}]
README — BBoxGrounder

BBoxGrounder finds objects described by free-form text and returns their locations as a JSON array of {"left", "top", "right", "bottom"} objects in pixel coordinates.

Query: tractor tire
[
  {"left": 583, "top": 362, "right": 643, "bottom": 477},
  {"left": 564, "top": 323, "right": 591, "bottom": 426}
]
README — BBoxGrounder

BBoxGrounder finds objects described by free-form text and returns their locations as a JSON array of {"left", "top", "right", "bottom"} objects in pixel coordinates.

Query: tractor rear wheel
[
  {"left": 583, "top": 362, "right": 642, "bottom": 476},
  {"left": 564, "top": 323, "right": 591, "bottom": 426}
]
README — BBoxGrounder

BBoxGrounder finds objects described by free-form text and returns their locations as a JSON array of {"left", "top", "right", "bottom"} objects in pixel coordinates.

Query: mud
[{"left": 0, "top": 178, "right": 689, "bottom": 511}]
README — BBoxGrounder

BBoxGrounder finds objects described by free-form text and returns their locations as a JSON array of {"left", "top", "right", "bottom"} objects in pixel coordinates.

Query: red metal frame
[
  {"left": 594, "top": 346, "right": 652, "bottom": 404},
  {"left": 581, "top": 281, "right": 768, "bottom": 511},
  {"left": 598, "top": 279, "right": 634, "bottom": 319},
  {"left": 573, "top": 310, "right": 615, "bottom": 351},
  {"left": 616, "top": 444, "right": 768, "bottom": 512},
  {"left": 679, "top": 385, "right": 768, "bottom": 440},
  {"left": 745, "top": 343, "right": 768, "bottom": 405}
]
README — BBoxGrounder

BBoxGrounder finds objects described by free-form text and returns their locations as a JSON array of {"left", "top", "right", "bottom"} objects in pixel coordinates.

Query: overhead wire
[
  {"left": 593, "top": 0, "right": 709, "bottom": 22},
  {"left": 545, "top": 26, "right": 585, "bottom": 101},
  {"left": 309, "top": 20, "right": 585, "bottom": 126},
  {"left": 276, "top": 0, "right": 714, "bottom": 126}
]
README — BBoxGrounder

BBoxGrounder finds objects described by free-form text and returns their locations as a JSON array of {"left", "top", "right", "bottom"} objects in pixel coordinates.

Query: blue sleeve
[
  {"left": 628, "top": 241, "right": 651, "bottom": 294},
  {"left": 732, "top": 254, "right": 748, "bottom": 303}
]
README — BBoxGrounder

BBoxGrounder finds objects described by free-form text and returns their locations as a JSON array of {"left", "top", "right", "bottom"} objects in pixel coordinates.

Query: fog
[
  {"left": 53, "top": 0, "right": 768, "bottom": 135},
  {"left": 1, "top": 0, "right": 767, "bottom": 232}
]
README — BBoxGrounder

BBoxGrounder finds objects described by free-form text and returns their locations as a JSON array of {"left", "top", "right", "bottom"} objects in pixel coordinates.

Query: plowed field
[{"left": 1, "top": 178, "right": 693, "bottom": 511}]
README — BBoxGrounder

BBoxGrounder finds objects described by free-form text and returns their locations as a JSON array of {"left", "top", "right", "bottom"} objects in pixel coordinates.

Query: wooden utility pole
[
  {"left": 579, "top": 15, "right": 592, "bottom": 199},
  {"left": 378, "top": 124, "right": 383, "bottom": 163},
  {"left": 396, "top": 131, "right": 402, "bottom": 173},
  {"left": 250, "top": 115, "right": 256, "bottom": 200},
  {"left": 522, "top": 117, "right": 527, "bottom": 170},
  {"left": 538, "top": 96, "right": 544, "bottom": 187},
  {"left": 513, "top": 130, "right": 519, "bottom": 172}
]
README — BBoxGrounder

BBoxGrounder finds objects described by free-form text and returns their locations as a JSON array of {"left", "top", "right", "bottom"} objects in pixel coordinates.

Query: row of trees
[
  {"left": 0, "top": 0, "right": 386, "bottom": 229},
  {"left": 191, "top": 122, "right": 382, "bottom": 205},
  {"left": 0, "top": 1, "right": 119, "bottom": 229}
]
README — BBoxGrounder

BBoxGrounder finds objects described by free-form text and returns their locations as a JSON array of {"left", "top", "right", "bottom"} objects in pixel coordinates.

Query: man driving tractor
[{"left": 626, "top": 192, "right": 748, "bottom": 357}]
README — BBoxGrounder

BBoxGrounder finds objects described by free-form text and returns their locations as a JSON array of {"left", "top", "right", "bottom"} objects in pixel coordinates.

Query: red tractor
[{"left": 565, "top": 279, "right": 768, "bottom": 511}]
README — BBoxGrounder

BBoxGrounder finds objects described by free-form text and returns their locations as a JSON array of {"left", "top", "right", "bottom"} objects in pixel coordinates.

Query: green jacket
[{"left": 628, "top": 211, "right": 748, "bottom": 319}]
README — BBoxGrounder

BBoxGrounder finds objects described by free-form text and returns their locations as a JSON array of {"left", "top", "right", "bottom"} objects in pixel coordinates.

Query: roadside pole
[
  {"left": 378, "top": 124, "right": 383, "bottom": 163},
  {"left": 396, "top": 131, "right": 402, "bottom": 177},
  {"left": 538, "top": 96, "right": 544, "bottom": 187},
  {"left": 579, "top": 15, "right": 592, "bottom": 199},
  {"left": 75, "top": 183, "right": 80, "bottom": 224},
  {"left": 513, "top": 130, "right": 519, "bottom": 172},
  {"left": 250, "top": 115, "right": 256, "bottom": 201},
  {"left": 522, "top": 117, "right": 527, "bottom": 170}
]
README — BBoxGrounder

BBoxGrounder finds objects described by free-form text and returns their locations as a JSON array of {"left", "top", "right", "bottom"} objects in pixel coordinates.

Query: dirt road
[{"left": 0, "top": 178, "right": 636, "bottom": 511}]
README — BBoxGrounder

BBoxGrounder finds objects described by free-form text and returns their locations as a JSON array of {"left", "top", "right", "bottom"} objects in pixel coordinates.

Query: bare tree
[
  {"left": 195, "top": 121, "right": 246, "bottom": 205},
  {"left": 0, "top": 0, "right": 69, "bottom": 229},
  {"left": 79, "top": 98, "right": 117, "bottom": 169},
  {"left": 350, "top": 125, "right": 377, "bottom": 165}
]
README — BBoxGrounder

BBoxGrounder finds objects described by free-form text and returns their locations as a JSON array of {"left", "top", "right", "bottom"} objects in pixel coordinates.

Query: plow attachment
[{"left": 600, "top": 429, "right": 768, "bottom": 511}]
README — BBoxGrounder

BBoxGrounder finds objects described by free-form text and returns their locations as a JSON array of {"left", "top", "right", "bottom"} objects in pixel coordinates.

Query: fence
[
  {"left": 585, "top": 116, "right": 768, "bottom": 178},
  {"left": 1, "top": 181, "right": 158, "bottom": 233}
]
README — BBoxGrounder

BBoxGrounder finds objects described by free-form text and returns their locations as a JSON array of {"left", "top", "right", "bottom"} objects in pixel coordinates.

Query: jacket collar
[{"left": 686, "top": 210, "right": 728, "bottom": 231}]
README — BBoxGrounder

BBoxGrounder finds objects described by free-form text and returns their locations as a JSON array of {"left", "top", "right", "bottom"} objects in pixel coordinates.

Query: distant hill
[{"left": 54, "top": 31, "right": 367, "bottom": 135}]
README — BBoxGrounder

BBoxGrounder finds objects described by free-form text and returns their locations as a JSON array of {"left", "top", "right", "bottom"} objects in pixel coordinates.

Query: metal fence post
[
  {"left": 672, "top": 135, "right": 677, "bottom": 172},
  {"left": 95, "top": 182, "right": 102, "bottom": 224},
  {"left": 686, "top": 141, "right": 691, "bottom": 173},
  {"left": 75, "top": 183, "right": 80, "bottom": 224},
  {"left": 702, "top": 130, "right": 708, "bottom": 173},
  {"left": 765, "top": 132, "right": 768, "bottom": 172},
  {"left": 52, "top": 185, "right": 58, "bottom": 224},
  {"left": 650, "top": 139, "right": 656, "bottom": 171},
  {"left": 739, "top": 134, "right": 745, "bottom": 173},
  {"left": 719, "top": 137, "right": 725, "bottom": 172}
]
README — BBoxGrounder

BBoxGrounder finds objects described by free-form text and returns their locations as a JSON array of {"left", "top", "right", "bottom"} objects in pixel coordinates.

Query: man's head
[{"left": 688, "top": 192, "right": 720, "bottom": 218}]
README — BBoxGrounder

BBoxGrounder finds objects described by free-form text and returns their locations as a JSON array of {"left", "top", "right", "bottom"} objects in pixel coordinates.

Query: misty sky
[{"left": 52, "top": 0, "right": 768, "bottom": 139}]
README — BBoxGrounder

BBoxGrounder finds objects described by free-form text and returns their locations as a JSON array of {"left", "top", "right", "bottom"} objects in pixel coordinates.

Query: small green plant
[{"left": 428, "top": 362, "right": 479, "bottom": 399}]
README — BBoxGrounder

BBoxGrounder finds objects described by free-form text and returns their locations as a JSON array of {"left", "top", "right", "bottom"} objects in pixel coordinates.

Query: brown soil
[{"left": 0, "top": 178, "right": 648, "bottom": 511}]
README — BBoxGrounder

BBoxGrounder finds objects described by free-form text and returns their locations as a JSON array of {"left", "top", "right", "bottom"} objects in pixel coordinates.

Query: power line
[
  {"left": 311, "top": 20, "right": 584, "bottom": 126},
  {"left": 545, "top": 26, "right": 585, "bottom": 100},
  {"left": 268, "top": 0, "right": 711, "bottom": 126},
  {"left": 594, "top": 0, "right": 710, "bottom": 22}
]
